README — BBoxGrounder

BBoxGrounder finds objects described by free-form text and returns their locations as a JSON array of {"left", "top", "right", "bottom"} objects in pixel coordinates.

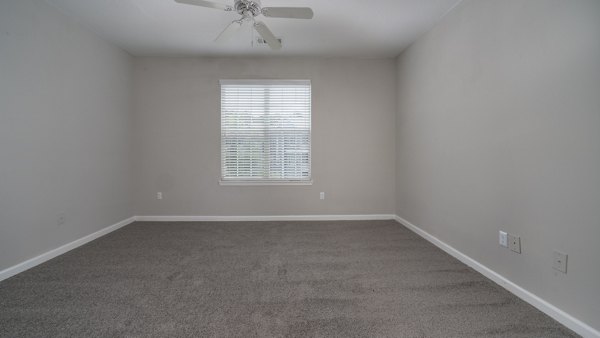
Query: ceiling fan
[{"left": 174, "top": 0, "right": 314, "bottom": 50}]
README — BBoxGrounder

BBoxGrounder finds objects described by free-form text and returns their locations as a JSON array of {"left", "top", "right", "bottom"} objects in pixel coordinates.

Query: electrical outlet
[
  {"left": 508, "top": 234, "right": 521, "bottom": 254},
  {"left": 499, "top": 231, "right": 508, "bottom": 248},
  {"left": 320, "top": 192, "right": 325, "bottom": 200},
  {"left": 553, "top": 251, "right": 568, "bottom": 273},
  {"left": 157, "top": 192, "right": 163, "bottom": 200},
  {"left": 57, "top": 213, "right": 66, "bottom": 226}
]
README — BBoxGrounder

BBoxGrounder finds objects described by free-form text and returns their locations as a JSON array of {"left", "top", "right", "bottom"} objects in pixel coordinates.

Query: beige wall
[
  {"left": 395, "top": 0, "right": 600, "bottom": 330},
  {"left": 0, "top": 0, "right": 133, "bottom": 271},
  {"left": 133, "top": 57, "right": 396, "bottom": 216},
  {"left": 3, "top": 0, "right": 597, "bottom": 331}
]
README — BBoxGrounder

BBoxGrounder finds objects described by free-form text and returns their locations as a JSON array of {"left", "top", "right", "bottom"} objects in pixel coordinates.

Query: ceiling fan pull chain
[{"left": 251, "top": 20, "right": 255, "bottom": 47}]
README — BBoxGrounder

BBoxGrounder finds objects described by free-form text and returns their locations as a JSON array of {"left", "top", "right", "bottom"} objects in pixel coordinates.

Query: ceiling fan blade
[
  {"left": 215, "top": 20, "right": 243, "bottom": 42},
  {"left": 254, "top": 21, "right": 281, "bottom": 50},
  {"left": 261, "top": 7, "right": 314, "bottom": 19},
  {"left": 174, "top": 0, "right": 233, "bottom": 11}
]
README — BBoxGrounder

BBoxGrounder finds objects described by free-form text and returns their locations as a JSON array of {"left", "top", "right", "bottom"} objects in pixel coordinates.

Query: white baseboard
[
  {"left": 135, "top": 214, "right": 396, "bottom": 222},
  {"left": 0, "top": 216, "right": 136, "bottom": 283},
  {"left": 0, "top": 214, "right": 389, "bottom": 282},
  {"left": 394, "top": 215, "right": 599, "bottom": 338}
]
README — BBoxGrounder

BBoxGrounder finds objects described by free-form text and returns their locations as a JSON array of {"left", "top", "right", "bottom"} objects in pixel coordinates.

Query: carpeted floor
[{"left": 0, "top": 220, "right": 577, "bottom": 337}]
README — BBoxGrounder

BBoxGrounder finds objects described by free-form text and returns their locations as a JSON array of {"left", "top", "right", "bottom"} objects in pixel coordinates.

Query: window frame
[{"left": 219, "top": 79, "right": 313, "bottom": 186}]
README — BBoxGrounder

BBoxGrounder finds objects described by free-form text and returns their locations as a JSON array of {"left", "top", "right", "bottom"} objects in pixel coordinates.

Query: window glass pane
[{"left": 221, "top": 80, "right": 311, "bottom": 182}]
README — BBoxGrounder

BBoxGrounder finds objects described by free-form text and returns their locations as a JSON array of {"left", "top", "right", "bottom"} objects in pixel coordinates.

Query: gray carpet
[{"left": 0, "top": 220, "right": 577, "bottom": 337}]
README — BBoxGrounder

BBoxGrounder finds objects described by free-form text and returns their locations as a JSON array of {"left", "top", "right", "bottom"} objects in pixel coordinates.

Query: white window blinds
[{"left": 220, "top": 80, "right": 311, "bottom": 184}]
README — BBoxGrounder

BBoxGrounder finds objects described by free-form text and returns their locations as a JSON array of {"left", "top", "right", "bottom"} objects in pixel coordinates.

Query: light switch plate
[
  {"left": 553, "top": 251, "right": 568, "bottom": 273},
  {"left": 508, "top": 234, "right": 521, "bottom": 254}
]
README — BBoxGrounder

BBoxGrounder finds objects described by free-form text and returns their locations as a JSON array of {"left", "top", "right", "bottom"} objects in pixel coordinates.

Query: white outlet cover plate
[
  {"left": 508, "top": 234, "right": 521, "bottom": 254},
  {"left": 499, "top": 231, "right": 508, "bottom": 247},
  {"left": 553, "top": 251, "right": 568, "bottom": 273},
  {"left": 57, "top": 213, "right": 66, "bottom": 226}
]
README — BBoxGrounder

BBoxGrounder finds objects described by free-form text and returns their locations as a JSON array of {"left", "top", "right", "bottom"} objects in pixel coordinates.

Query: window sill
[{"left": 219, "top": 180, "right": 313, "bottom": 186}]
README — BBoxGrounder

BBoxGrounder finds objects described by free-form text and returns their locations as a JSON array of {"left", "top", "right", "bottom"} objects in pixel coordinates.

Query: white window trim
[
  {"left": 219, "top": 180, "right": 313, "bottom": 186},
  {"left": 219, "top": 79, "right": 312, "bottom": 186},
  {"left": 219, "top": 79, "right": 311, "bottom": 86}
]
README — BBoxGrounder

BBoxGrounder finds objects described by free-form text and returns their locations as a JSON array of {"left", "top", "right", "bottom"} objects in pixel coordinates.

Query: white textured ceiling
[{"left": 45, "top": 0, "right": 462, "bottom": 57}]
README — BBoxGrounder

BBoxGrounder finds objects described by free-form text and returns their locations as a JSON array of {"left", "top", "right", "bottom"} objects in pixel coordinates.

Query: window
[{"left": 220, "top": 80, "right": 312, "bottom": 185}]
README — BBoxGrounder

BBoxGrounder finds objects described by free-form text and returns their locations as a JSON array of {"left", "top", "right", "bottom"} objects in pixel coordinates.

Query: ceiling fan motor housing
[{"left": 235, "top": 0, "right": 262, "bottom": 17}]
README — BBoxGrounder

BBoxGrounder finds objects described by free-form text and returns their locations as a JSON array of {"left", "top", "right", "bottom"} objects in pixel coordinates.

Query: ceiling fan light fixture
[{"left": 234, "top": 0, "right": 262, "bottom": 17}]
